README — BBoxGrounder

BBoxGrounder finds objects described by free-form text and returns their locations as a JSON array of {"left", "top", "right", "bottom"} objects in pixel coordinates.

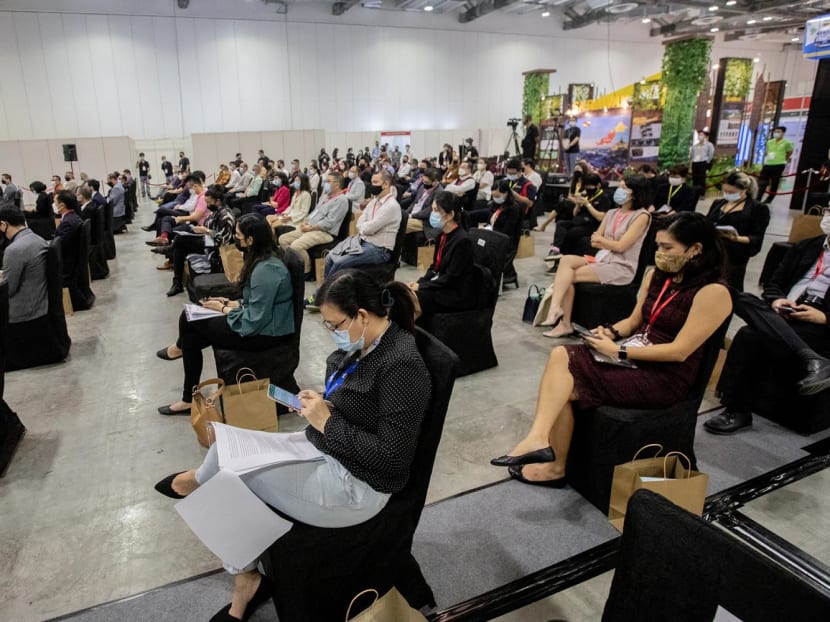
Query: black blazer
[
  {"left": 764, "top": 235, "right": 830, "bottom": 324},
  {"left": 418, "top": 226, "right": 476, "bottom": 308},
  {"left": 654, "top": 182, "right": 696, "bottom": 213},
  {"left": 488, "top": 200, "right": 521, "bottom": 242},
  {"left": 56, "top": 211, "right": 83, "bottom": 279},
  {"left": 706, "top": 197, "right": 770, "bottom": 266}
]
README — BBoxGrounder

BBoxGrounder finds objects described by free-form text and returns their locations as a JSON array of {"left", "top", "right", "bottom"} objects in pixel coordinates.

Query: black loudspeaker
[{"left": 62, "top": 144, "right": 77, "bottom": 162}]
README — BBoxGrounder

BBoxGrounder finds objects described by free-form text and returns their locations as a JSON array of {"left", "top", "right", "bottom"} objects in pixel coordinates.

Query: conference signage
[{"left": 804, "top": 14, "right": 830, "bottom": 60}]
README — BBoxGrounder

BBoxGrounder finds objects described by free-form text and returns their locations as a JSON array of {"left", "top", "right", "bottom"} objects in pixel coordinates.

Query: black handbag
[{"left": 522, "top": 284, "right": 545, "bottom": 323}]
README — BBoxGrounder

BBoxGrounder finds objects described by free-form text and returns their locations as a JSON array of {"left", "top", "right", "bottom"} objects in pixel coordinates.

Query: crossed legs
[{"left": 542, "top": 255, "right": 601, "bottom": 337}]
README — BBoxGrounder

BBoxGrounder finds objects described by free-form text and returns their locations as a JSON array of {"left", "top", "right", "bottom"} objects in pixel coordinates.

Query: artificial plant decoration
[
  {"left": 522, "top": 71, "right": 551, "bottom": 125},
  {"left": 657, "top": 38, "right": 712, "bottom": 168}
]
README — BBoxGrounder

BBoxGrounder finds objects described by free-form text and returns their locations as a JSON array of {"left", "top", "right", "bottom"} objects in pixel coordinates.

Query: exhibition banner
[
  {"left": 577, "top": 108, "right": 631, "bottom": 172},
  {"left": 629, "top": 80, "right": 663, "bottom": 165},
  {"left": 804, "top": 14, "right": 830, "bottom": 60},
  {"left": 711, "top": 58, "right": 754, "bottom": 157}
]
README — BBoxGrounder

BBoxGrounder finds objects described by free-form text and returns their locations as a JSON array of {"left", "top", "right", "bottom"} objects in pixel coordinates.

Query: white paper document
[
  {"left": 175, "top": 470, "right": 292, "bottom": 569},
  {"left": 212, "top": 423, "right": 325, "bottom": 475},
  {"left": 184, "top": 303, "right": 225, "bottom": 322}
]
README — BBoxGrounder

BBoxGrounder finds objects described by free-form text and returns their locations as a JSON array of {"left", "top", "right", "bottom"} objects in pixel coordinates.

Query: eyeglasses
[{"left": 322, "top": 316, "right": 352, "bottom": 332}]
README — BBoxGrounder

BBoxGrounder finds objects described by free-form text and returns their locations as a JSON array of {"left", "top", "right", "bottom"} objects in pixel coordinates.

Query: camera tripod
[{"left": 504, "top": 127, "right": 522, "bottom": 158}]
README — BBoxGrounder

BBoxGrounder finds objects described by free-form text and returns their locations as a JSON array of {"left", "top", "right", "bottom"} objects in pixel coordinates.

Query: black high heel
[{"left": 154, "top": 472, "right": 188, "bottom": 499}]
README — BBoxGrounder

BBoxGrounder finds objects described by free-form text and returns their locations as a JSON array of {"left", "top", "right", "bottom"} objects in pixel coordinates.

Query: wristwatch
[{"left": 618, "top": 345, "right": 628, "bottom": 361}]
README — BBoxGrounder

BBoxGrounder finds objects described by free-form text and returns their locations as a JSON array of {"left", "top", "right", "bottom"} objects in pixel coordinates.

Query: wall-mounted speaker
[{"left": 62, "top": 144, "right": 78, "bottom": 162}]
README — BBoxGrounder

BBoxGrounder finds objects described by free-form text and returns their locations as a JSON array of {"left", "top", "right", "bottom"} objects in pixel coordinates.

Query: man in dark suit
[
  {"left": 54, "top": 191, "right": 83, "bottom": 282},
  {"left": 122, "top": 169, "right": 138, "bottom": 223},
  {"left": 705, "top": 222, "right": 830, "bottom": 434},
  {"left": 88, "top": 179, "right": 107, "bottom": 209}
]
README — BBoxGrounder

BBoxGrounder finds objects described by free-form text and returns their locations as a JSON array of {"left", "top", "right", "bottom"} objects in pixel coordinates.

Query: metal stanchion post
[{"left": 801, "top": 168, "right": 815, "bottom": 213}]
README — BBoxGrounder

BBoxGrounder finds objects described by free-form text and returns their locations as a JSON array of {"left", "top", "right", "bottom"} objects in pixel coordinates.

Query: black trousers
[
  {"left": 153, "top": 207, "right": 188, "bottom": 234},
  {"left": 171, "top": 235, "right": 206, "bottom": 281},
  {"left": 554, "top": 220, "right": 596, "bottom": 254},
  {"left": 757, "top": 164, "right": 786, "bottom": 200},
  {"left": 718, "top": 292, "right": 830, "bottom": 411},
  {"left": 175, "top": 311, "right": 286, "bottom": 402},
  {"left": 691, "top": 161, "right": 708, "bottom": 199}
]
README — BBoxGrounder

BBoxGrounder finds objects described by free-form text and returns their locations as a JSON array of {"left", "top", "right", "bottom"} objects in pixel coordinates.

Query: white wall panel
[
  {"left": 86, "top": 14, "right": 125, "bottom": 137},
  {"left": 0, "top": 16, "right": 33, "bottom": 140},
  {"left": 0, "top": 142, "right": 25, "bottom": 193},
  {"left": 14, "top": 13, "right": 58, "bottom": 140}
]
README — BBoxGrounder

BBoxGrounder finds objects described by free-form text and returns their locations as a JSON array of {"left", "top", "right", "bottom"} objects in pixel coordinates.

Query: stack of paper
[{"left": 184, "top": 303, "right": 225, "bottom": 322}]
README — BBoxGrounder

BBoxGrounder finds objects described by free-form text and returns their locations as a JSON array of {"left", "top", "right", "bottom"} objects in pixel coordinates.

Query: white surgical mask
[
  {"left": 668, "top": 177, "right": 683, "bottom": 187},
  {"left": 348, "top": 171, "right": 356, "bottom": 179},
  {"left": 723, "top": 191, "right": 742, "bottom": 202},
  {"left": 821, "top": 213, "right": 830, "bottom": 236},
  {"left": 52, "top": 203, "right": 60, "bottom": 215},
  {"left": 492, "top": 196, "right": 506, "bottom": 205},
  {"left": 613, "top": 188, "right": 630, "bottom": 205},
  {"left": 773, "top": 131, "right": 783, "bottom": 139}
]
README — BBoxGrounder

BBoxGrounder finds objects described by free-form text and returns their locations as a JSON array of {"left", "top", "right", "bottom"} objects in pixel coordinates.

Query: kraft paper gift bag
[
  {"left": 789, "top": 206, "right": 823, "bottom": 243},
  {"left": 191, "top": 378, "right": 225, "bottom": 448},
  {"left": 531, "top": 285, "right": 555, "bottom": 327},
  {"left": 221, "top": 368, "right": 278, "bottom": 433},
  {"left": 315, "top": 250, "right": 330, "bottom": 286},
  {"left": 515, "top": 229, "right": 534, "bottom": 259},
  {"left": 608, "top": 444, "right": 709, "bottom": 532},
  {"left": 219, "top": 245, "right": 244, "bottom": 283},
  {"left": 417, "top": 240, "right": 436, "bottom": 273},
  {"left": 345, "top": 588, "right": 427, "bottom": 622}
]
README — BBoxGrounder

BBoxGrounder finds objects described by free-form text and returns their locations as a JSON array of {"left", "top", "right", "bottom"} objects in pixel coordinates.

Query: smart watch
[{"left": 619, "top": 345, "right": 628, "bottom": 361}]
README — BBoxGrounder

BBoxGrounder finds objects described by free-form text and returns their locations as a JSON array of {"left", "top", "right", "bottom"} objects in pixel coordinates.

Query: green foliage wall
[
  {"left": 723, "top": 58, "right": 753, "bottom": 100},
  {"left": 658, "top": 38, "right": 712, "bottom": 168},
  {"left": 523, "top": 73, "right": 549, "bottom": 125}
]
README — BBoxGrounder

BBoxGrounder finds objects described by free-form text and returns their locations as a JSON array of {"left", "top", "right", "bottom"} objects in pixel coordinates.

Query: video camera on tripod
[{"left": 506, "top": 118, "right": 522, "bottom": 129}]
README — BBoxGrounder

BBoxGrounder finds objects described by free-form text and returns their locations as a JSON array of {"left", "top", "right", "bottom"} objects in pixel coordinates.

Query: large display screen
[{"left": 804, "top": 14, "right": 830, "bottom": 60}]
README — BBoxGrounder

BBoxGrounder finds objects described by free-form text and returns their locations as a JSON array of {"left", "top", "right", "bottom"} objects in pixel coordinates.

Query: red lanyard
[
  {"left": 368, "top": 193, "right": 393, "bottom": 219},
  {"left": 490, "top": 208, "right": 503, "bottom": 225},
  {"left": 649, "top": 278, "right": 680, "bottom": 327},
  {"left": 435, "top": 229, "right": 455, "bottom": 270},
  {"left": 813, "top": 251, "right": 826, "bottom": 280},
  {"left": 611, "top": 209, "right": 633, "bottom": 237}
]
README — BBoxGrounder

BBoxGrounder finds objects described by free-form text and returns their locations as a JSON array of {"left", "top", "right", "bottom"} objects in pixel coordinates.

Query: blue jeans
[
  {"left": 566, "top": 152, "right": 580, "bottom": 176},
  {"left": 324, "top": 240, "right": 390, "bottom": 279}
]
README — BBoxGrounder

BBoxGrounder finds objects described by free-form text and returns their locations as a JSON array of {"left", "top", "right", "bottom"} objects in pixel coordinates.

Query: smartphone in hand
[{"left": 267, "top": 384, "right": 302, "bottom": 411}]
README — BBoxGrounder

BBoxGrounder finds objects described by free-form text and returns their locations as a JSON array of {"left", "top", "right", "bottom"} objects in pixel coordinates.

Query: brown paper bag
[
  {"left": 417, "top": 240, "right": 435, "bottom": 273},
  {"left": 608, "top": 444, "right": 709, "bottom": 532},
  {"left": 315, "top": 250, "right": 330, "bottom": 286},
  {"left": 789, "top": 206, "right": 823, "bottom": 243},
  {"left": 346, "top": 588, "right": 427, "bottom": 622},
  {"left": 531, "top": 285, "right": 555, "bottom": 326},
  {"left": 219, "top": 244, "right": 244, "bottom": 283},
  {"left": 348, "top": 212, "right": 358, "bottom": 237},
  {"left": 190, "top": 378, "right": 225, "bottom": 448},
  {"left": 515, "top": 229, "right": 534, "bottom": 259},
  {"left": 221, "top": 368, "right": 278, "bottom": 433}
]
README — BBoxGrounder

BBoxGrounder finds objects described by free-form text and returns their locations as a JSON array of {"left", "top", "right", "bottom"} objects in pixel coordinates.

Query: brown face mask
[{"left": 654, "top": 250, "right": 691, "bottom": 274}]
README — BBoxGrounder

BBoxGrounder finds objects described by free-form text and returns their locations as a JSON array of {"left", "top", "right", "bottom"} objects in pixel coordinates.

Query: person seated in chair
[
  {"left": 147, "top": 175, "right": 209, "bottom": 248},
  {"left": 143, "top": 171, "right": 205, "bottom": 235},
  {"left": 539, "top": 175, "right": 652, "bottom": 338},
  {"left": 267, "top": 174, "right": 312, "bottom": 238},
  {"left": 156, "top": 215, "right": 296, "bottom": 415},
  {"left": 345, "top": 166, "right": 366, "bottom": 206},
  {"left": 1, "top": 207, "right": 49, "bottom": 324},
  {"left": 23, "top": 181, "right": 56, "bottom": 239},
  {"left": 278, "top": 172, "right": 350, "bottom": 277},
  {"left": 404, "top": 168, "right": 441, "bottom": 236},
  {"left": 443, "top": 162, "right": 475, "bottom": 197},
  {"left": 534, "top": 161, "right": 590, "bottom": 233},
  {"left": 491, "top": 212, "right": 732, "bottom": 487},
  {"left": 544, "top": 172, "right": 611, "bottom": 260},
  {"left": 472, "top": 158, "right": 494, "bottom": 207},
  {"left": 0, "top": 173, "right": 19, "bottom": 210},
  {"left": 252, "top": 171, "right": 290, "bottom": 217},
  {"left": 153, "top": 271, "right": 430, "bottom": 622},
  {"left": 504, "top": 158, "right": 537, "bottom": 224},
  {"left": 76, "top": 186, "right": 98, "bottom": 221},
  {"left": 408, "top": 191, "right": 477, "bottom": 320},
  {"left": 229, "top": 164, "right": 265, "bottom": 214},
  {"left": 323, "top": 170, "right": 400, "bottom": 279},
  {"left": 53, "top": 191, "right": 84, "bottom": 282},
  {"left": 704, "top": 216, "right": 830, "bottom": 435},
  {"left": 651, "top": 165, "right": 696, "bottom": 216},
  {"left": 468, "top": 180, "right": 523, "bottom": 287},
  {"left": 161, "top": 185, "right": 236, "bottom": 296}
]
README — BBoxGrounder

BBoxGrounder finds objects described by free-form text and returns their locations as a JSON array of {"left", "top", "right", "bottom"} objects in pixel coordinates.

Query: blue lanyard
[{"left": 324, "top": 359, "right": 359, "bottom": 399}]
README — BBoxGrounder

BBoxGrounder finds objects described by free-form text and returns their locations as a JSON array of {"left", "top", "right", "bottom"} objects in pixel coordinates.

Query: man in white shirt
[
  {"left": 225, "top": 163, "right": 241, "bottom": 190},
  {"left": 523, "top": 158, "right": 543, "bottom": 191},
  {"left": 398, "top": 157, "right": 412, "bottom": 180},
  {"left": 690, "top": 129, "right": 714, "bottom": 199},
  {"left": 473, "top": 161, "right": 494, "bottom": 203},
  {"left": 229, "top": 164, "right": 253, "bottom": 197},
  {"left": 443, "top": 162, "right": 476, "bottom": 197},
  {"left": 323, "top": 170, "right": 400, "bottom": 279},
  {"left": 345, "top": 166, "right": 366, "bottom": 205}
]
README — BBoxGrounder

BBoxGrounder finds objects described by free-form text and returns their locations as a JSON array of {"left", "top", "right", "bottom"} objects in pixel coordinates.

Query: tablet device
[
  {"left": 267, "top": 384, "right": 302, "bottom": 411},
  {"left": 572, "top": 323, "right": 596, "bottom": 340}
]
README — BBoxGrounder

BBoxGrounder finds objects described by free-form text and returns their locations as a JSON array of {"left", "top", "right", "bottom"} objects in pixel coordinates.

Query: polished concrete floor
[{"left": 0, "top": 195, "right": 824, "bottom": 621}]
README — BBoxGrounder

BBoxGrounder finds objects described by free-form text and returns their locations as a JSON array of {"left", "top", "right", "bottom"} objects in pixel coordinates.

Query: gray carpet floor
[{"left": 52, "top": 418, "right": 830, "bottom": 622}]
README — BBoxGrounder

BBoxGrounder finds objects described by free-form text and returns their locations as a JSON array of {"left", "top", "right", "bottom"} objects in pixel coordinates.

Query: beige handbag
[
  {"left": 532, "top": 285, "right": 555, "bottom": 326},
  {"left": 219, "top": 245, "right": 244, "bottom": 283},
  {"left": 515, "top": 229, "right": 535, "bottom": 259},
  {"left": 416, "top": 239, "right": 435, "bottom": 273},
  {"left": 315, "top": 250, "right": 330, "bottom": 286},
  {"left": 190, "top": 378, "right": 225, "bottom": 448},
  {"left": 221, "top": 368, "right": 278, "bottom": 433},
  {"left": 345, "top": 588, "right": 427, "bottom": 622}
]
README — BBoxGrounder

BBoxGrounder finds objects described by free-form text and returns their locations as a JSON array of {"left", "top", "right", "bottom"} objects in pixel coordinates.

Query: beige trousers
[{"left": 278, "top": 229, "right": 334, "bottom": 271}]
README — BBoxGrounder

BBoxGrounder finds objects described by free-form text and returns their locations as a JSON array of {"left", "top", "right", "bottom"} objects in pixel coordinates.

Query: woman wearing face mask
[
  {"left": 441, "top": 159, "right": 460, "bottom": 186},
  {"left": 539, "top": 176, "right": 652, "bottom": 338},
  {"left": 155, "top": 214, "right": 295, "bottom": 414},
  {"left": 408, "top": 191, "right": 477, "bottom": 320},
  {"left": 652, "top": 165, "right": 695, "bottom": 215},
  {"left": 706, "top": 171, "right": 769, "bottom": 292},
  {"left": 492, "top": 212, "right": 732, "bottom": 486},
  {"left": 253, "top": 171, "right": 290, "bottom": 217},
  {"left": 534, "top": 160, "right": 593, "bottom": 233},
  {"left": 473, "top": 159, "right": 494, "bottom": 205},
  {"left": 23, "top": 181, "right": 57, "bottom": 239},
  {"left": 154, "top": 270, "right": 430, "bottom": 622},
  {"left": 268, "top": 174, "right": 312, "bottom": 239}
]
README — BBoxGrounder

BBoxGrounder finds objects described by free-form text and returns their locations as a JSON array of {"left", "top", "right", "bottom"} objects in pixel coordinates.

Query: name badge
[
  {"left": 622, "top": 333, "right": 650, "bottom": 348},
  {"left": 765, "top": 151, "right": 778, "bottom": 163}
]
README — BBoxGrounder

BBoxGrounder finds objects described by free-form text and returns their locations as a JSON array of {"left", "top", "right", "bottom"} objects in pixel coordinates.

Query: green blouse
[{"left": 227, "top": 256, "right": 294, "bottom": 337}]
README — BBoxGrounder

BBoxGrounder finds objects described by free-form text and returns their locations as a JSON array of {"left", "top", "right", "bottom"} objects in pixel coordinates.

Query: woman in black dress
[
  {"left": 491, "top": 213, "right": 732, "bottom": 486},
  {"left": 706, "top": 171, "right": 770, "bottom": 291}
]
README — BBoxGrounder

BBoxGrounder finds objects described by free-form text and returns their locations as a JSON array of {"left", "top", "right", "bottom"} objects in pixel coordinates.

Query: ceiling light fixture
[
  {"left": 725, "top": 0, "right": 736, "bottom": 5},
  {"left": 753, "top": 57, "right": 760, "bottom": 62},
  {"left": 424, "top": 5, "right": 433, "bottom": 11},
  {"left": 606, "top": 3, "right": 639, "bottom": 14},
  {"left": 791, "top": 36, "right": 800, "bottom": 42},
  {"left": 712, "top": 63, "right": 720, "bottom": 69},
  {"left": 763, "top": 16, "right": 773, "bottom": 21},
  {"left": 710, "top": 27, "right": 719, "bottom": 32},
  {"left": 747, "top": 19, "right": 756, "bottom": 24},
  {"left": 642, "top": 17, "right": 651, "bottom": 23},
  {"left": 709, "top": 5, "right": 718, "bottom": 11},
  {"left": 542, "top": 11, "right": 550, "bottom": 17}
]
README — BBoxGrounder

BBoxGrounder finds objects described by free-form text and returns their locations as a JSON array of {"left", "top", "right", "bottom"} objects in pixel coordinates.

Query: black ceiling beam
[
  {"left": 459, "top": 0, "right": 521, "bottom": 24},
  {"left": 332, "top": 0, "right": 361, "bottom": 16},
  {"left": 654, "top": 16, "right": 807, "bottom": 38}
]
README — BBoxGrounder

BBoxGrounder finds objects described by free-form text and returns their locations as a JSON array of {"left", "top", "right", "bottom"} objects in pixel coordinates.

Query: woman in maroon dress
[{"left": 491, "top": 212, "right": 732, "bottom": 486}]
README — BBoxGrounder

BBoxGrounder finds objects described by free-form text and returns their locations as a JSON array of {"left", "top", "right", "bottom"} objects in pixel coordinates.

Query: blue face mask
[
  {"left": 613, "top": 187, "right": 630, "bottom": 205},
  {"left": 323, "top": 182, "right": 331, "bottom": 194},
  {"left": 505, "top": 174, "right": 518, "bottom": 181},
  {"left": 292, "top": 181, "right": 300, "bottom": 190},
  {"left": 723, "top": 191, "right": 742, "bottom": 202},
  {"left": 275, "top": 179, "right": 282, "bottom": 187},
  {"left": 429, "top": 212, "right": 443, "bottom": 228},
  {"left": 330, "top": 319, "right": 365, "bottom": 353}
]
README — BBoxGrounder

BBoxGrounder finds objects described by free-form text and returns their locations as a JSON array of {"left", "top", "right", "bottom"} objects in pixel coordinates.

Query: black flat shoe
[
  {"left": 209, "top": 575, "right": 273, "bottom": 622},
  {"left": 797, "top": 358, "right": 830, "bottom": 396},
  {"left": 140, "top": 224, "right": 155, "bottom": 232},
  {"left": 703, "top": 410, "right": 752, "bottom": 435},
  {"left": 166, "top": 283, "right": 184, "bottom": 297},
  {"left": 156, "top": 347, "right": 181, "bottom": 361},
  {"left": 158, "top": 404, "right": 191, "bottom": 416},
  {"left": 490, "top": 446, "right": 555, "bottom": 467},
  {"left": 508, "top": 465, "right": 567, "bottom": 488},
  {"left": 154, "top": 471, "right": 187, "bottom": 499}
]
